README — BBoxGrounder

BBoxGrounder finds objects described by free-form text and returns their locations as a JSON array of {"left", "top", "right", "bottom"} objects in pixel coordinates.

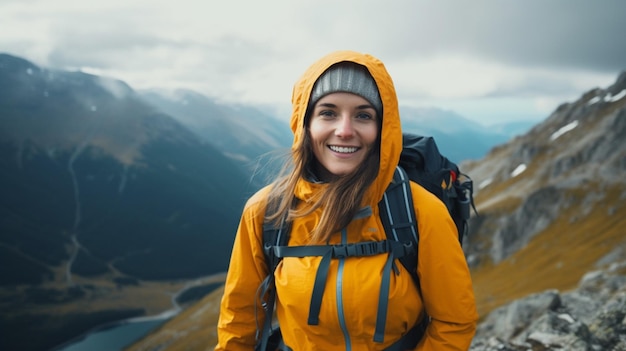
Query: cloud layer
[{"left": 1, "top": 0, "right": 625, "bottom": 125}]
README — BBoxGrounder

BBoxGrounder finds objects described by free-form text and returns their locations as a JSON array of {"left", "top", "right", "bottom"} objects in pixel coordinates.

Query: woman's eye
[
  {"left": 319, "top": 110, "right": 336, "bottom": 118},
  {"left": 356, "top": 112, "right": 373, "bottom": 120}
]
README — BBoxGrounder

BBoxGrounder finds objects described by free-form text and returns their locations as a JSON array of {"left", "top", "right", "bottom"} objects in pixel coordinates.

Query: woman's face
[{"left": 308, "top": 92, "right": 379, "bottom": 180}]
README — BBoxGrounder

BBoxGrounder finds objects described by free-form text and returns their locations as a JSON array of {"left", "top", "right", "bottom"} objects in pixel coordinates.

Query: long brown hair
[{"left": 266, "top": 113, "right": 381, "bottom": 244}]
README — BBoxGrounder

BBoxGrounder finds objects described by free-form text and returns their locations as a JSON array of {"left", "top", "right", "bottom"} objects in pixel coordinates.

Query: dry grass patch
[
  {"left": 472, "top": 184, "right": 626, "bottom": 318},
  {"left": 125, "top": 285, "right": 225, "bottom": 351}
]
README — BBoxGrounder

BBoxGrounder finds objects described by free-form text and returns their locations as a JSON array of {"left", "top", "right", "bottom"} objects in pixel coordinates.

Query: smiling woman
[{"left": 214, "top": 50, "right": 478, "bottom": 351}]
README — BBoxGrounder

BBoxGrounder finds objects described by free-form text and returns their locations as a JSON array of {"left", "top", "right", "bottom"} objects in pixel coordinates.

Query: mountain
[
  {"left": 463, "top": 70, "right": 626, "bottom": 272},
  {"left": 0, "top": 53, "right": 251, "bottom": 351},
  {"left": 140, "top": 89, "right": 293, "bottom": 187},
  {"left": 400, "top": 106, "right": 532, "bottom": 163},
  {"left": 125, "top": 71, "right": 626, "bottom": 351},
  {"left": 465, "top": 70, "right": 626, "bottom": 349}
]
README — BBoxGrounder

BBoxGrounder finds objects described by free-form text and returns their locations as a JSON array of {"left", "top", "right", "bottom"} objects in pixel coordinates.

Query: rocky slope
[
  {"left": 465, "top": 71, "right": 626, "bottom": 349},
  {"left": 470, "top": 260, "right": 626, "bottom": 350},
  {"left": 464, "top": 70, "right": 626, "bottom": 316}
]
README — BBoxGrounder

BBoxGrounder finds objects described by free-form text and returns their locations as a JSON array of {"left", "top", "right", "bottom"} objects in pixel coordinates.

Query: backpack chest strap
[{"left": 271, "top": 239, "right": 414, "bottom": 260}]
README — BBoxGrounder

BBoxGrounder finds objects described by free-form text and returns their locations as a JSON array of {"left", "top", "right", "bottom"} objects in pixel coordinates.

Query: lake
[
  {"left": 53, "top": 316, "right": 170, "bottom": 351},
  {"left": 52, "top": 277, "right": 221, "bottom": 350}
]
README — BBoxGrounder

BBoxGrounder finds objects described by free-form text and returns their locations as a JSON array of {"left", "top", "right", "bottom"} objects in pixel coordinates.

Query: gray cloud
[
  {"left": 360, "top": 1, "right": 626, "bottom": 73},
  {"left": 1, "top": 0, "right": 625, "bottom": 125},
  {"left": 450, "top": 1, "right": 626, "bottom": 72}
]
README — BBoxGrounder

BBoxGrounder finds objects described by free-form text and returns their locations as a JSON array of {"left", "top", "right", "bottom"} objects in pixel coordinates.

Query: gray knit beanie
[{"left": 310, "top": 62, "right": 382, "bottom": 115}]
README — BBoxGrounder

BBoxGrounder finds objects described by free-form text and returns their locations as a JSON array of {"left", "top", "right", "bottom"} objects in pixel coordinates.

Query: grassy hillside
[
  {"left": 125, "top": 284, "right": 225, "bottom": 351},
  {"left": 471, "top": 182, "right": 626, "bottom": 317}
]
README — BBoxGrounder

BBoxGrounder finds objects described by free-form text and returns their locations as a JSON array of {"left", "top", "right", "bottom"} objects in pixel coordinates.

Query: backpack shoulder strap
[
  {"left": 377, "top": 166, "right": 428, "bottom": 347},
  {"left": 262, "top": 199, "right": 290, "bottom": 273},
  {"left": 378, "top": 166, "right": 419, "bottom": 281},
  {"left": 256, "top": 198, "right": 292, "bottom": 351}
]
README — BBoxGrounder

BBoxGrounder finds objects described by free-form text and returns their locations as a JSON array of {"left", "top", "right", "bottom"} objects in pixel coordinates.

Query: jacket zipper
[{"left": 337, "top": 228, "right": 351, "bottom": 350}]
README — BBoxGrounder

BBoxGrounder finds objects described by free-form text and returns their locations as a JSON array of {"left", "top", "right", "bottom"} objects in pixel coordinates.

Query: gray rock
[{"left": 471, "top": 261, "right": 626, "bottom": 351}]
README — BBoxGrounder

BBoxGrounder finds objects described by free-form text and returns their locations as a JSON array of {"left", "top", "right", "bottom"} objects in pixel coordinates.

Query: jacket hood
[{"left": 290, "top": 50, "right": 403, "bottom": 204}]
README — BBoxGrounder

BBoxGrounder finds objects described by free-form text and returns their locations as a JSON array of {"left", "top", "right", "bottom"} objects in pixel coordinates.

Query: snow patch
[
  {"left": 479, "top": 178, "right": 493, "bottom": 189},
  {"left": 608, "top": 89, "right": 626, "bottom": 102},
  {"left": 511, "top": 164, "right": 527, "bottom": 177},
  {"left": 587, "top": 96, "right": 602, "bottom": 105},
  {"left": 586, "top": 90, "right": 625, "bottom": 105},
  {"left": 550, "top": 120, "right": 579, "bottom": 141}
]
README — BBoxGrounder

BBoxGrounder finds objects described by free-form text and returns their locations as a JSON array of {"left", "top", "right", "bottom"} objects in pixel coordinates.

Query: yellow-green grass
[
  {"left": 472, "top": 183, "right": 626, "bottom": 318},
  {"left": 125, "top": 285, "right": 225, "bottom": 351}
]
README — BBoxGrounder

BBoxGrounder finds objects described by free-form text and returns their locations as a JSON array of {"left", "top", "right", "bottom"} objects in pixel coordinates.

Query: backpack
[{"left": 255, "top": 133, "right": 476, "bottom": 351}]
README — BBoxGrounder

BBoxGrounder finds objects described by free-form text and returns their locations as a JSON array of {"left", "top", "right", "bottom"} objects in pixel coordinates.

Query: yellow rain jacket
[{"left": 215, "top": 51, "right": 478, "bottom": 350}]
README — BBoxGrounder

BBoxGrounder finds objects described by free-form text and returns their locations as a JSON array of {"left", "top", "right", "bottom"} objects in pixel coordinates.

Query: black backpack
[{"left": 255, "top": 133, "right": 476, "bottom": 351}]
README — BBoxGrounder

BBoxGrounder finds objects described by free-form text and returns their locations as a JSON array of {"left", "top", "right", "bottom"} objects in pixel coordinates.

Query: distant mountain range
[
  {"left": 139, "top": 88, "right": 294, "bottom": 187},
  {"left": 400, "top": 106, "right": 532, "bottom": 163},
  {"left": 0, "top": 52, "right": 535, "bottom": 351},
  {"left": 140, "top": 89, "right": 533, "bottom": 167}
]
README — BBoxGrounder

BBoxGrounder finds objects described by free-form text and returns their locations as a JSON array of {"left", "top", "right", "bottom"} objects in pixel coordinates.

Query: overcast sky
[{"left": 1, "top": 0, "right": 625, "bottom": 126}]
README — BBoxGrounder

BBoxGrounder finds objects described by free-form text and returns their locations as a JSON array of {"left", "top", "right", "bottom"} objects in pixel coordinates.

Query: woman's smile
[{"left": 328, "top": 145, "right": 359, "bottom": 154}]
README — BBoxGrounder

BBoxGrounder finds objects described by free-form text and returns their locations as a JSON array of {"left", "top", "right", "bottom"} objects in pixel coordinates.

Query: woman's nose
[{"left": 335, "top": 115, "right": 354, "bottom": 138}]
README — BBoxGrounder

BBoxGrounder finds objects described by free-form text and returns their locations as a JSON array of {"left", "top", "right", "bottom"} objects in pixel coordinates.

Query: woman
[{"left": 215, "top": 51, "right": 478, "bottom": 350}]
